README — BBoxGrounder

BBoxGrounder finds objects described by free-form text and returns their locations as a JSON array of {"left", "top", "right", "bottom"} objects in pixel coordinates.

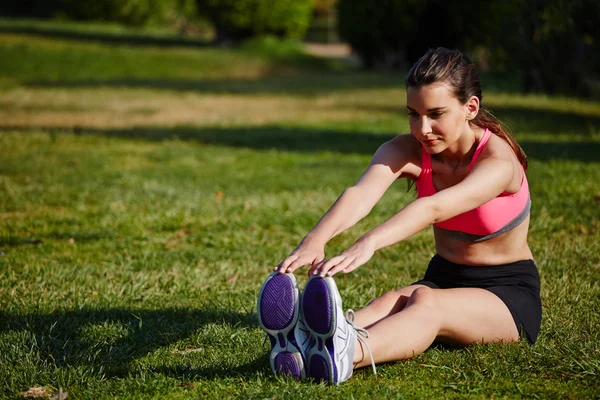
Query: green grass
[{"left": 1, "top": 19, "right": 599, "bottom": 399}]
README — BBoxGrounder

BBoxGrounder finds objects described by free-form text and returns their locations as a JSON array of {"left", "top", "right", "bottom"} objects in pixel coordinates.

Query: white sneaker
[
  {"left": 301, "top": 276, "right": 376, "bottom": 385},
  {"left": 257, "top": 272, "right": 311, "bottom": 380}
]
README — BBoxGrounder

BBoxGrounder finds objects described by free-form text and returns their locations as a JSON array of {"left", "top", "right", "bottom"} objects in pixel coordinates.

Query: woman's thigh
[
  {"left": 353, "top": 286, "right": 519, "bottom": 367},
  {"left": 432, "top": 287, "right": 519, "bottom": 345}
]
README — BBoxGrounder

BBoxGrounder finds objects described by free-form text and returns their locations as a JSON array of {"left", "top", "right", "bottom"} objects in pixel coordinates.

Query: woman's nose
[{"left": 418, "top": 117, "right": 431, "bottom": 135}]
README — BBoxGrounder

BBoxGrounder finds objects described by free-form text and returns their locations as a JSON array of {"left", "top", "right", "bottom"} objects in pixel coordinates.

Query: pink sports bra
[{"left": 416, "top": 129, "right": 531, "bottom": 242}]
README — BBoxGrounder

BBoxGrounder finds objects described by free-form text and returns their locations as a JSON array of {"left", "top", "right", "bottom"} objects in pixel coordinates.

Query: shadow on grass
[
  {"left": 26, "top": 73, "right": 402, "bottom": 96},
  {"left": 492, "top": 106, "right": 600, "bottom": 135},
  {"left": 1, "top": 124, "right": 394, "bottom": 155},
  {"left": 3, "top": 124, "right": 599, "bottom": 162},
  {"left": 0, "top": 230, "right": 118, "bottom": 247},
  {"left": 24, "top": 74, "right": 543, "bottom": 98},
  {"left": 520, "top": 141, "right": 600, "bottom": 163},
  {"left": 104, "top": 125, "right": 393, "bottom": 155},
  {"left": 151, "top": 355, "right": 270, "bottom": 381},
  {"left": 0, "top": 25, "right": 211, "bottom": 48},
  {"left": 0, "top": 307, "right": 267, "bottom": 380}
]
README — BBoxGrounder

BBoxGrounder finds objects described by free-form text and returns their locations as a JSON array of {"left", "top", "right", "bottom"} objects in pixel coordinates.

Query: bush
[
  {"left": 0, "top": 0, "right": 197, "bottom": 27},
  {"left": 196, "top": 0, "right": 313, "bottom": 42},
  {"left": 337, "top": 0, "right": 482, "bottom": 69},
  {"left": 338, "top": 0, "right": 599, "bottom": 97},
  {"left": 338, "top": 0, "right": 424, "bottom": 68},
  {"left": 482, "top": 0, "right": 600, "bottom": 97}
]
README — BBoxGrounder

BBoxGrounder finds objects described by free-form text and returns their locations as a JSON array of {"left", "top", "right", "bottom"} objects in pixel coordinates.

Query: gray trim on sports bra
[{"left": 436, "top": 197, "right": 531, "bottom": 243}]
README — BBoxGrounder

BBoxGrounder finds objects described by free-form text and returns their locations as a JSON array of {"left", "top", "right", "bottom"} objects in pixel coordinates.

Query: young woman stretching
[{"left": 256, "top": 47, "right": 542, "bottom": 385}]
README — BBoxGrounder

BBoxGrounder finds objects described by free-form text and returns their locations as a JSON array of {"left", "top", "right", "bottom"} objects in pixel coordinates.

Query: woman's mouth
[{"left": 423, "top": 139, "right": 438, "bottom": 146}]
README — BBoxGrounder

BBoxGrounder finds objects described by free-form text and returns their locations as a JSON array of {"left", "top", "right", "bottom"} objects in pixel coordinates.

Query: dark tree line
[
  {"left": 338, "top": 0, "right": 599, "bottom": 97},
  {"left": 1, "top": 0, "right": 597, "bottom": 96}
]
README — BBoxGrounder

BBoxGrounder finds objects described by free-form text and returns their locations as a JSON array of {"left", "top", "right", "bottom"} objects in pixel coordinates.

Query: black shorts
[{"left": 412, "top": 254, "right": 542, "bottom": 344}]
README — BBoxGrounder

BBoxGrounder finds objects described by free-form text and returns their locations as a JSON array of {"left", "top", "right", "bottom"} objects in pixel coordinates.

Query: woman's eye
[
  {"left": 430, "top": 112, "right": 443, "bottom": 118},
  {"left": 407, "top": 112, "right": 418, "bottom": 117}
]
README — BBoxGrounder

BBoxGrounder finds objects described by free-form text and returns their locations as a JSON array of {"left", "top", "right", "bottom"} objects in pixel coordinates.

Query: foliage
[
  {"left": 306, "top": 0, "right": 338, "bottom": 42},
  {"left": 481, "top": 0, "right": 600, "bottom": 97},
  {"left": 312, "top": 0, "right": 337, "bottom": 16},
  {"left": 0, "top": 0, "right": 198, "bottom": 27},
  {"left": 337, "top": 0, "right": 599, "bottom": 96},
  {"left": 337, "top": 0, "right": 489, "bottom": 68},
  {"left": 338, "top": 0, "right": 419, "bottom": 68},
  {"left": 196, "top": 0, "right": 313, "bottom": 42}
]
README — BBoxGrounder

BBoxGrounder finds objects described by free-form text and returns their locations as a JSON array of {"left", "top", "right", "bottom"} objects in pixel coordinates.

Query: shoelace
[{"left": 345, "top": 309, "right": 377, "bottom": 375}]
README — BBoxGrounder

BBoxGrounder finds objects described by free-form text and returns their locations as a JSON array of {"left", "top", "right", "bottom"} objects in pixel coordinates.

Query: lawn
[{"left": 0, "top": 19, "right": 599, "bottom": 399}]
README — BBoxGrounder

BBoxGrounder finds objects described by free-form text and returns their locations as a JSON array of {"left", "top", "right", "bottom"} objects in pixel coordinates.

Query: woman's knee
[
  {"left": 365, "top": 285, "right": 428, "bottom": 315},
  {"left": 369, "top": 290, "right": 407, "bottom": 312},
  {"left": 406, "top": 286, "right": 438, "bottom": 309},
  {"left": 369, "top": 290, "right": 398, "bottom": 307}
]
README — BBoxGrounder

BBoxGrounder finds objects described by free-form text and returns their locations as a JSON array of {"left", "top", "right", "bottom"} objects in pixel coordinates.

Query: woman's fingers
[
  {"left": 311, "top": 259, "right": 324, "bottom": 275},
  {"left": 315, "top": 255, "right": 353, "bottom": 277},
  {"left": 275, "top": 254, "right": 298, "bottom": 273},
  {"left": 313, "top": 258, "right": 337, "bottom": 276},
  {"left": 307, "top": 256, "right": 324, "bottom": 276},
  {"left": 342, "top": 259, "right": 360, "bottom": 273},
  {"left": 275, "top": 252, "right": 325, "bottom": 274},
  {"left": 312, "top": 244, "right": 372, "bottom": 276},
  {"left": 324, "top": 256, "right": 355, "bottom": 277},
  {"left": 285, "top": 256, "right": 312, "bottom": 273}
]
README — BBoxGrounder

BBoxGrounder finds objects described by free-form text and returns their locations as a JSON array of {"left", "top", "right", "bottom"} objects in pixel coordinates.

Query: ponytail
[{"left": 473, "top": 107, "right": 528, "bottom": 171}]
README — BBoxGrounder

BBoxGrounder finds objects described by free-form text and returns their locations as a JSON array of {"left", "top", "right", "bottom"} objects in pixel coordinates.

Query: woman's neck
[{"left": 436, "top": 126, "right": 482, "bottom": 169}]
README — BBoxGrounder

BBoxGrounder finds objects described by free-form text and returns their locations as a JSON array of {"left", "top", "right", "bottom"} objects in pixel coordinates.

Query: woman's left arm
[{"left": 314, "top": 155, "right": 515, "bottom": 277}]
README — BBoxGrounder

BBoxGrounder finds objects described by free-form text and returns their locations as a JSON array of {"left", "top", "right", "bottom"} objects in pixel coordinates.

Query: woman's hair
[{"left": 405, "top": 47, "right": 528, "bottom": 170}]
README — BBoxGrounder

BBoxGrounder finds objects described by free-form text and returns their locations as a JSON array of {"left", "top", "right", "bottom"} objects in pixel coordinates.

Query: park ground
[{"left": 0, "top": 19, "right": 599, "bottom": 399}]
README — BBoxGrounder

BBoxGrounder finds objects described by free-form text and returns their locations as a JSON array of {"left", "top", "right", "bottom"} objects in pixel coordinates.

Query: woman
[{"left": 256, "top": 47, "right": 542, "bottom": 385}]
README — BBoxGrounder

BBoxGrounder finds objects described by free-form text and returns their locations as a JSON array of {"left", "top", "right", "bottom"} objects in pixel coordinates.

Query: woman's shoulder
[
  {"left": 385, "top": 134, "right": 421, "bottom": 157},
  {"left": 475, "top": 129, "right": 525, "bottom": 193},
  {"left": 479, "top": 129, "right": 518, "bottom": 161},
  {"left": 375, "top": 134, "right": 422, "bottom": 180}
]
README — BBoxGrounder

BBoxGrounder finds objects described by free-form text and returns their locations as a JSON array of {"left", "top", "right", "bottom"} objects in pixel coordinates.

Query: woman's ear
[{"left": 465, "top": 95, "right": 480, "bottom": 121}]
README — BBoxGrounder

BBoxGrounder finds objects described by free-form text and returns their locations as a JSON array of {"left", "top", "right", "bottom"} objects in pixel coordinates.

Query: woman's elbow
[{"left": 418, "top": 197, "right": 443, "bottom": 224}]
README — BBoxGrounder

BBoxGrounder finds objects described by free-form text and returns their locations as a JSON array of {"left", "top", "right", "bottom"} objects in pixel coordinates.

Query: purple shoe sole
[
  {"left": 308, "top": 353, "right": 330, "bottom": 382},
  {"left": 302, "top": 277, "right": 342, "bottom": 384},
  {"left": 259, "top": 274, "right": 296, "bottom": 331},
  {"left": 302, "top": 277, "right": 334, "bottom": 335},
  {"left": 275, "top": 353, "right": 302, "bottom": 378},
  {"left": 257, "top": 273, "right": 304, "bottom": 380}
]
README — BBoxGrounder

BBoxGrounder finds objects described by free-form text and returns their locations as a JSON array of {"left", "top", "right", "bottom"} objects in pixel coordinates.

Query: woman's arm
[
  {"left": 314, "top": 151, "right": 516, "bottom": 277},
  {"left": 277, "top": 135, "right": 420, "bottom": 274},
  {"left": 368, "top": 156, "right": 513, "bottom": 250}
]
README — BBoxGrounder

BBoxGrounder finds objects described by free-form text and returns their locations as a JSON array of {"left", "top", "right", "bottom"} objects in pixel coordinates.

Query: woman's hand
[
  {"left": 312, "top": 236, "right": 376, "bottom": 277},
  {"left": 274, "top": 238, "right": 325, "bottom": 275}
]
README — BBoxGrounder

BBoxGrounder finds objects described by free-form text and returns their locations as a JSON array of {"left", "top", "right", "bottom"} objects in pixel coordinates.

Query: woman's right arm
[{"left": 275, "top": 134, "right": 420, "bottom": 275}]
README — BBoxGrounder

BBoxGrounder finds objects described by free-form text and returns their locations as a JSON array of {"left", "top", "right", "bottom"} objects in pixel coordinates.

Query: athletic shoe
[
  {"left": 257, "top": 272, "right": 311, "bottom": 380},
  {"left": 301, "top": 275, "right": 376, "bottom": 385}
]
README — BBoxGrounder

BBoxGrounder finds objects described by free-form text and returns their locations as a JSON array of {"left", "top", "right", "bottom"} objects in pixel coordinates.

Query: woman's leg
[
  {"left": 354, "top": 286, "right": 519, "bottom": 368},
  {"left": 354, "top": 284, "right": 428, "bottom": 329}
]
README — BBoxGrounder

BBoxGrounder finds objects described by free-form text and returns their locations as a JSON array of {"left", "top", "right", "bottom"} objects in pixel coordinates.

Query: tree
[
  {"left": 482, "top": 0, "right": 598, "bottom": 96},
  {"left": 337, "top": 0, "right": 598, "bottom": 96},
  {"left": 196, "top": 0, "right": 313, "bottom": 43}
]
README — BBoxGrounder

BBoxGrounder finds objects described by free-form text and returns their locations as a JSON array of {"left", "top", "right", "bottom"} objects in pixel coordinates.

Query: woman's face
[{"left": 406, "top": 83, "right": 473, "bottom": 154}]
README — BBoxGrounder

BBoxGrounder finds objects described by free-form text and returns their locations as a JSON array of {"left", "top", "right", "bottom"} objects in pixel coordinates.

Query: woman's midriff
[{"left": 433, "top": 215, "right": 534, "bottom": 266}]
